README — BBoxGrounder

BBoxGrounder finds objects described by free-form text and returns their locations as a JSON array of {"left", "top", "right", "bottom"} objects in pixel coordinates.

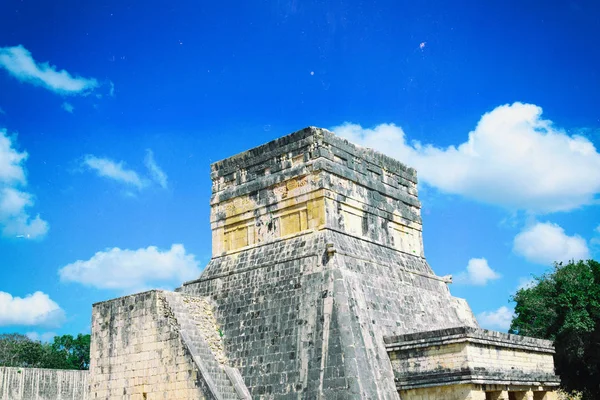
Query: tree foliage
[
  {"left": 510, "top": 259, "right": 600, "bottom": 399},
  {"left": 51, "top": 334, "right": 91, "bottom": 370},
  {"left": 0, "top": 333, "right": 90, "bottom": 370}
]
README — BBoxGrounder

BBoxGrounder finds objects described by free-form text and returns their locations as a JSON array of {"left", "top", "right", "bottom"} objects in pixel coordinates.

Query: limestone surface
[
  {"left": 89, "top": 127, "right": 559, "bottom": 400},
  {"left": 0, "top": 367, "right": 88, "bottom": 400}
]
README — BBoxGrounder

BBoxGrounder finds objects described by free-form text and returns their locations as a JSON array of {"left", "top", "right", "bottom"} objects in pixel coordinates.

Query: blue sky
[{"left": 1, "top": 0, "right": 599, "bottom": 340}]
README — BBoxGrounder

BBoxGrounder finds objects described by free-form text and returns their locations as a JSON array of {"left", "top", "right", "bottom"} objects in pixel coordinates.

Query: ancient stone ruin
[
  {"left": 89, "top": 127, "right": 560, "bottom": 399},
  {"left": 0, "top": 367, "right": 88, "bottom": 400}
]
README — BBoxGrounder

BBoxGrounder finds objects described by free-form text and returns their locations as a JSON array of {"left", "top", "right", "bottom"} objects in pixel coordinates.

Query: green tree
[
  {"left": 0, "top": 333, "right": 42, "bottom": 367},
  {"left": 51, "top": 334, "right": 91, "bottom": 370},
  {"left": 510, "top": 259, "right": 600, "bottom": 399},
  {"left": 0, "top": 333, "right": 90, "bottom": 370}
]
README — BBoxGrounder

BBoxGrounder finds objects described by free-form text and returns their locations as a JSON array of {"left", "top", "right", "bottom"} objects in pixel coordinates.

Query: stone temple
[{"left": 89, "top": 127, "right": 560, "bottom": 399}]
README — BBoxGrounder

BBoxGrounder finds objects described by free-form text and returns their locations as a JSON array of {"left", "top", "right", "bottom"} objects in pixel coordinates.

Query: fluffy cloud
[
  {"left": 83, "top": 151, "right": 168, "bottom": 191},
  {"left": 333, "top": 102, "right": 600, "bottom": 213},
  {"left": 0, "top": 129, "right": 49, "bottom": 238},
  {"left": 0, "top": 291, "right": 65, "bottom": 327},
  {"left": 58, "top": 244, "right": 201, "bottom": 292},
  {"left": 455, "top": 258, "right": 501, "bottom": 286},
  {"left": 144, "top": 149, "right": 168, "bottom": 189},
  {"left": 0, "top": 135, "right": 27, "bottom": 184},
  {"left": 513, "top": 222, "right": 589, "bottom": 265},
  {"left": 82, "top": 155, "right": 146, "bottom": 189},
  {"left": 61, "top": 102, "right": 74, "bottom": 113},
  {"left": 477, "top": 306, "right": 513, "bottom": 331},
  {"left": 26, "top": 331, "right": 57, "bottom": 343},
  {"left": 0, "top": 45, "right": 98, "bottom": 95}
]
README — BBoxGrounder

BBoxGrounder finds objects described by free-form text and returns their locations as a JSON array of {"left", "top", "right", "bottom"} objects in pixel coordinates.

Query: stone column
[
  {"left": 466, "top": 388, "right": 487, "bottom": 400},
  {"left": 533, "top": 392, "right": 558, "bottom": 400},
  {"left": 512, "top": 390, "right": 534, "bottom": 400},
  {"left": 486, "top": 391, "right": 509, "bottom": 400}
]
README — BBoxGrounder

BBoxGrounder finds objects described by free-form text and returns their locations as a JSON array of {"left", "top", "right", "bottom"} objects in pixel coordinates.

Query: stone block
[{"left": 88, "top": 127, "right": 560, "bottom": 400}]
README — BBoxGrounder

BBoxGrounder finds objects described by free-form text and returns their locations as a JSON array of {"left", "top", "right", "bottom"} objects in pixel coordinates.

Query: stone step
[{"left": 162, "top": 291, "right": 246, "bottom": 400}]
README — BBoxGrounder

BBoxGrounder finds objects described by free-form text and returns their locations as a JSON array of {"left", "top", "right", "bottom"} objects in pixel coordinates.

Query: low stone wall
[
  {"left": 398, "top": 384, "right": 558, "bottom": 400},
  {"left": 90, "top": 290, "right": 215, "bottom": 400},
  {"left": 386, "top": 326, "right": 559, "bottom": 389},
  {"left": 385, "top": 326, "right": 559, "bottom": 399},
  {"left": 0, "top": 367, "right": 88, "bottom": 400}
]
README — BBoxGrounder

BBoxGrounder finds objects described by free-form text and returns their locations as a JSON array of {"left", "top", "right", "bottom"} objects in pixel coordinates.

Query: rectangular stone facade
[
  {"left": 91, "top": 126, "right": 560, "bottom": 400},
  {"left": 90, "top": 291, "right": 211, "bottom": 400},
  {"left": 398, "top": 384, "right": 558, "bottom": 400},
  {"left": 399, "top": 384, "right": 485, "bottom": 400},
  {"left": 385, "top": 327, "right": 560, "bottom": 391},
  {"left": 209, "top": 127, "right": 424, "bottom": 259},
  {"left": 0, "top": 367, "right": 88, "bottom": 400}
]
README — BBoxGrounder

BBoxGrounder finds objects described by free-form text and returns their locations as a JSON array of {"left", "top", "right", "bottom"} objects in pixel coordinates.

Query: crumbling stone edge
[
  {"left": 384, "top": 326, "right": 556, "bottom": 353},
  {"left": 161, "top": 291, "right": 249, "bottom": 400}
]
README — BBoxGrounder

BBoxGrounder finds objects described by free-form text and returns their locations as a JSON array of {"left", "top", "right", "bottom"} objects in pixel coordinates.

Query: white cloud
[
  {"left": 26, "top": 331, "right": 57, "bottom": 343},
  {"left": 477, "top": 306, "right": 513, "bottom": 331},
  {"left": 0, "top": 129, "right": 49, "bottom": 239},
  {"left": 59, "top": 244, "right": 201, "bottom": 293},
  {"left": 144, "top": 149, "right": 168, "bottom": 189},
  {"left": 0, "top": 134, "right": 27, "bottom": 185},
  {"left": 455, "top": 258, "right": 501, "bottom": 285},
  {"left": 83, "top": 152, "right": 169, "bottom": 191},
  {"left": 0, "top": 291, "right": 65, "bottom": 327},
  {"left": 513, "top": 221, "right": 589, "bottom": 265},
  {"left": 61, "top": 102, "right": 74, "bottom": 113},
  {"left": 0, "top": 45, "right": 98, "bottom": 95},
  {"left": 333, "top": 102, "right": 600, "bottom": 213},
  {"left": 82, "top": 155, "right": 146, "bottom": 189}
]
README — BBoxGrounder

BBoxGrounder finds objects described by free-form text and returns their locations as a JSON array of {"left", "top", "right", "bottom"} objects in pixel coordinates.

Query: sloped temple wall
[
  {"left": 90, "top": 290, "right": 211, "bottom": 399},
  {"left": 89, "top": 126, "right": 559, "bottom": 399},
  {"left": 176, "top": 128, "right": 479, "bottom": 398},
  {"left": 0, "top": 367, "right": 88, "bottom": 400},
  {"left": 89, "top": 290, "right": 250, "bottom": 400}
]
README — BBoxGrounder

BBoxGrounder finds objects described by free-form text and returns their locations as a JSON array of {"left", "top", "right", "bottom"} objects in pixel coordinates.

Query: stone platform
[
  {"left": 89, "top": 127, "right": 559, "bottom": 399},
  {"left": 385, "top": 327, "right": 559, "bottom": 399}
]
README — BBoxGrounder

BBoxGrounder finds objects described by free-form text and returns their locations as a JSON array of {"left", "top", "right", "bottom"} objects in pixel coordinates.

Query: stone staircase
[{"left": 162, "top": 291, "right": 251, "bottom": 400}]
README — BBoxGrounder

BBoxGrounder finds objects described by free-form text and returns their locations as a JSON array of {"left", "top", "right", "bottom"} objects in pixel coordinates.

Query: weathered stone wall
[
  {"left": 209, "top": 127, "right": 424, "bottom": 258},
  {"left": 385, "top": 327, "right": 560, "bottom": 394},
  {"left": 399, "top": 385, "right": 558, "bottom": 400},
  {"left": 180, "top": 229, "right": 477, "bottom": 398},
  {"left": 89, "top": 290, "right": 211, "bottom": 400},
  {"left": 160, "top": 291, "right": 249, "bottom": 399},
  {"left": 180, "top": 233, "right": 333, "bottom": 398},
  {"left": 88, "top": 126, "right": 558, "bottom": 399},
  {"left": 178, "top": 127, "right": 478, "bottom": 399},
  {"left": 398, "top": 383, "right": 485, "bottom": 400},
  {"left": 0, "top": 367, "right": 88, "bottom": 400},
  {"left": 466, "top": 343, "right": 555, "bottom": 376},
  {"left": 388, "top": 339, "right": 555, "bottom": 378}
]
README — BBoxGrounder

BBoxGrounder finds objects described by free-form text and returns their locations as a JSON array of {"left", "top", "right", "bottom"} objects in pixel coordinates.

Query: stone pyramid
[{"left": 90, "top": 127, "right": 559, "bottom": 400}]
